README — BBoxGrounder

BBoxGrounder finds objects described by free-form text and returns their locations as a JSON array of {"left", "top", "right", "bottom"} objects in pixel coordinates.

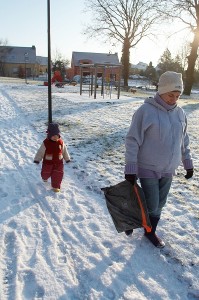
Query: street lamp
[
  {"left": 47, "top": 0, "right": 52, "bottom": 123},
  {"left": 24, "top": 52, "right": 29, "bottom": 84}
]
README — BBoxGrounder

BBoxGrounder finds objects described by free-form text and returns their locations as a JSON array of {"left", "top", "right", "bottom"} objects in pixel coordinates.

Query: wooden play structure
[{"left": 79, "top": 63, "right": 122, "bottom": 99}]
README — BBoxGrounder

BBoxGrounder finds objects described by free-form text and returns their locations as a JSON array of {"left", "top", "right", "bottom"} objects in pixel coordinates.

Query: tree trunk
[
  {"left": 183, "top": 32, "right": 199, "bottom": 95},
  {"left": 122, "top": 38, "right": 130, "bottom": 87}
]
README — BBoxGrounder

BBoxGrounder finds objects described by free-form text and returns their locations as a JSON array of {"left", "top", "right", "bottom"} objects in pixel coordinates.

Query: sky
[
  {"left": 0, "top": 1, "right": 192, "bottom": 66},
  {"left": 0, "top": 77, "right": 198, "bottom": 299}
]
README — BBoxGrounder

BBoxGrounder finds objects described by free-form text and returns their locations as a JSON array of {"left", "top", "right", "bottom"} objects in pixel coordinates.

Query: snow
[{"left": 0, "top": 77, "right": 198, "bottom": 300}]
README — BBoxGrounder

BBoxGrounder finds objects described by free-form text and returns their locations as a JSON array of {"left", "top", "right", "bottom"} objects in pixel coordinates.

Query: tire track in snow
[
  {"left": 0, "top": 88, "right": 80, "bottom": 295},
  {"left": 5, "top": 158, "right": 79, "bottom": 288},
  {"left": 0, "top": 143, "right": 79, "bottom": 296},
  {"left": 1, "top": 231, "right": 17, "bottom": 300},
  {"left": 0, "top": 87, "right": 119, "bottom": 275},
  {"left": 0, "top": 87, "right": 125, "bottom": 298}
]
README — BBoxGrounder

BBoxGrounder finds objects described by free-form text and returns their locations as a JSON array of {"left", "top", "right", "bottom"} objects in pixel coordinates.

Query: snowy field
[{"left": 0, "top": 77, "right": 198, "bottom": 299}]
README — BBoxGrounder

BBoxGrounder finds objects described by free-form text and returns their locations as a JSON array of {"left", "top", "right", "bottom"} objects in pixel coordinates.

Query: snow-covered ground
[{"left": 0, "top": 77, "right": 198, "bottom": 300}]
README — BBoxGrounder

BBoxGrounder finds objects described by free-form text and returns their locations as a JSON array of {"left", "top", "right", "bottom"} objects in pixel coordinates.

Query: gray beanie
[
  {"left": 47, "top": 123, "right": 60, "bottom": 139},
  {"left": 158, "top": 71, "right": 183, "bottom": 95}
]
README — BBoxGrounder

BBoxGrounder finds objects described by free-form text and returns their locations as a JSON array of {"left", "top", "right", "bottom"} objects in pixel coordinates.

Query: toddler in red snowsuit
[{"left": 34, "top": 123, "right": 70, "bottom": 192}]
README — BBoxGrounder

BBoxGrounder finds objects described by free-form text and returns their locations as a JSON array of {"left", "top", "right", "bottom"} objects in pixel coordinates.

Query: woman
[{"left": 124, "top": 71, "right": 194, "bottom": 248}]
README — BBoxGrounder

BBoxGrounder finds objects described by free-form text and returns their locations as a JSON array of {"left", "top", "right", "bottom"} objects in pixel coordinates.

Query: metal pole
[
  {"left": 25, "top": 60, "right": 27, "bottom": 84},
  {"left": 91, "top": 69, "right": 93, "bottom": 96},
  {"left": 80, "top": 66, "right": 83, "bottom": 95},
  {"left": 101, "top": 67, "right": 105, "bottom": 98},
  {"left": 94, "top": 66, "right": 97, "bottom": 99},
  {"left": 24, "top": 52, "right": 28, "bottom": 84},
  {"left": 117, "top": 66, "right": 121, "bottom": 99},
  {"left": 47, "top": 0, "right": 52, "bottom": 123}
]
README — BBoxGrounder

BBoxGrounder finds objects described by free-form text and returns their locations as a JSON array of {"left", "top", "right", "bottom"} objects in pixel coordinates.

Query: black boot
[{"left": 144, "top": 216, "right": 165, "bottom": 248}]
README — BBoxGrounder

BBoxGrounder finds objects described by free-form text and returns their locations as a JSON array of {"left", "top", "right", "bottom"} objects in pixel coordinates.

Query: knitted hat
[
  {"left": 158, "top": 71, "right": 183, "bottom": 95},
  {"left": 47, "top": 123, "right": 60, "bottom": 139}
]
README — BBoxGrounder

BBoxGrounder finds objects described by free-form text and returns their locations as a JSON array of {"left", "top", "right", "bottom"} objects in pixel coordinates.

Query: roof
[
  {"left": 0, "top": 45, "right": 36, "bottom": 64},
  {"left": 131, "top": 61, "right": 148, "bottom": 70},
  {"left": 72, "top": 51, "right": 120, "bottom": 66},
  {"left": 36, "top": 56, "right": 48, "bottom": 66}
]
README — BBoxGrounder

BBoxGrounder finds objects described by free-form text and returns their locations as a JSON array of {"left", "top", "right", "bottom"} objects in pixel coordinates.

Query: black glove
[
  {"left": 184, "top": 169, "right": 194, "bottom": 179},
  {"left": 34, "top": 160, "right": 39, "bottom": 164},
  {"left": 125, "top": 174, "right": 137, "bottom": 185}
]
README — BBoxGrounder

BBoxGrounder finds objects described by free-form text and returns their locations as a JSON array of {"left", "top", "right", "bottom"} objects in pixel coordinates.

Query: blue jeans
[{"left": 139, "top": 177, "right": 172, "bottom": 218}]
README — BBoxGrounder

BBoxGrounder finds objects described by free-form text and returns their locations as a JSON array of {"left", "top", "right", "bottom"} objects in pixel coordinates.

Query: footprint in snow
[
  {"left": 22, "top": 270, "right": 45, "bottom": 299},
  {"left": 7, "top": 220, "right": 17, "bottom": 229},
  {"left": 102, "top": 241, "right": 113, "bottom": 249},
  {"left": 0, "top": 188, "right": 8, "bottom": 198}
]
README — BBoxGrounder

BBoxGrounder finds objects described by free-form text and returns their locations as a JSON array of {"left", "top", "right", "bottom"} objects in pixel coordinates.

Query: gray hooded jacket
[{"left": 125, "top": 96, "right": 193, "bottom": 175}]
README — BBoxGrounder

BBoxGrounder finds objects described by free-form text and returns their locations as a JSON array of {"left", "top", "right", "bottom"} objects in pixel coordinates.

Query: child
[{"left": 34, "top": 122, "right": 71, "bottom": 192}]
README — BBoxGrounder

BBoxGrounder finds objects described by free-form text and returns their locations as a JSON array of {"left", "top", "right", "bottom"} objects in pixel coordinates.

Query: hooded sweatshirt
[{"left": 125, "top": 93, "right": 193, "bottom": 177}]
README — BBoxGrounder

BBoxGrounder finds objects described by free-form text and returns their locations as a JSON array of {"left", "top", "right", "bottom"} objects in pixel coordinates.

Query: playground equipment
[{"left": 79, "top": 63, "right": 122, "bottom": 99}]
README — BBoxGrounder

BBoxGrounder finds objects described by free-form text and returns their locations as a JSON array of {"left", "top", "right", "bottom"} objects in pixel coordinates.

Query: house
[
  {"left": 0, "top": 45, "right": 47, "bottom": 78},
  {"left": 70, "top": 51, "right": 121, "bottom": 81},
  {"left": 131, "top": 61, "right": 148, "bottom": 71},
  {"left": 0, "top": 45, "right": 36, "bottom": 78},
  {"left": 131, "top": 61, "right": 148, "bottom": 70},
  {"left": 36, "top": 56, "right": 48, "bottom": 75}
]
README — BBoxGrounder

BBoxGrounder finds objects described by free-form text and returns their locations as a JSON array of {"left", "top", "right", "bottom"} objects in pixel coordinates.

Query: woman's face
[{"left": 160, "top": 91, "right": 181, "bottom": 105}]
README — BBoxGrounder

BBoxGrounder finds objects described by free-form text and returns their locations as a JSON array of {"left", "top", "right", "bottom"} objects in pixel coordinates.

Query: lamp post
[
  {"left": 47, "top": 0, "right": 52, "bottom": 123},
  {"left": 24, "top": 52, "right": 29, "bottom": 84}
]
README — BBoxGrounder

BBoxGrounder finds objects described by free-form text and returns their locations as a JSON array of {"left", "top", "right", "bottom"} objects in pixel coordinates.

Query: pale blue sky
[{"left": 0, "top": 0, "right": 190, "bottom": 65}]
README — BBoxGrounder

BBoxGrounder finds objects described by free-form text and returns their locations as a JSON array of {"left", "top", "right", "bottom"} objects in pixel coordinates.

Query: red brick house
[{"left": 70, "top": 51, "right": 121, "bottom": 81}]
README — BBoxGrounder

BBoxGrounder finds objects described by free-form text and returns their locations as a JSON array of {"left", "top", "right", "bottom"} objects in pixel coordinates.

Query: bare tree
[
  {"left": 0, "top": 39, "right": 9, "bottom": 76},
  {"left": 52, "top": 48, "right": 70, "bottom": 66},
  {"left": 84, "top": 0, "right": 162, "bottom": 87},
  {"left": 176, "top": 42, "right": 190, "bottom": 73},
  {"left": 159, "top": 0, "right": 199, "bottom": 95},
  {"left": 0, "top": 38, "right": 8, "bottom": 46},
  {"left": 52, "top": 49, "right": 70, "bottom": 81}
]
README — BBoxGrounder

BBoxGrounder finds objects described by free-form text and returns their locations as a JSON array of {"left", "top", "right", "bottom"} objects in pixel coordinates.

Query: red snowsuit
[{"left": 34, "top": 138, "right": 70, "bottom": 189}]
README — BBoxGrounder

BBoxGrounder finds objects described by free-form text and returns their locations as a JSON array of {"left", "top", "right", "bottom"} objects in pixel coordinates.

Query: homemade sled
[
  {"left": 55, "top": 82, "right": 66, "bottom": 88},
  {"left": 101, "top": 180, "right": 151, "bottom": 233}
]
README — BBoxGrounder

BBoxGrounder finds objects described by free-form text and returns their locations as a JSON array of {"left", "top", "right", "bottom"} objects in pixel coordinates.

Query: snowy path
[{"left": 0, "top": 83, "right": 198, "bottom": 299}]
